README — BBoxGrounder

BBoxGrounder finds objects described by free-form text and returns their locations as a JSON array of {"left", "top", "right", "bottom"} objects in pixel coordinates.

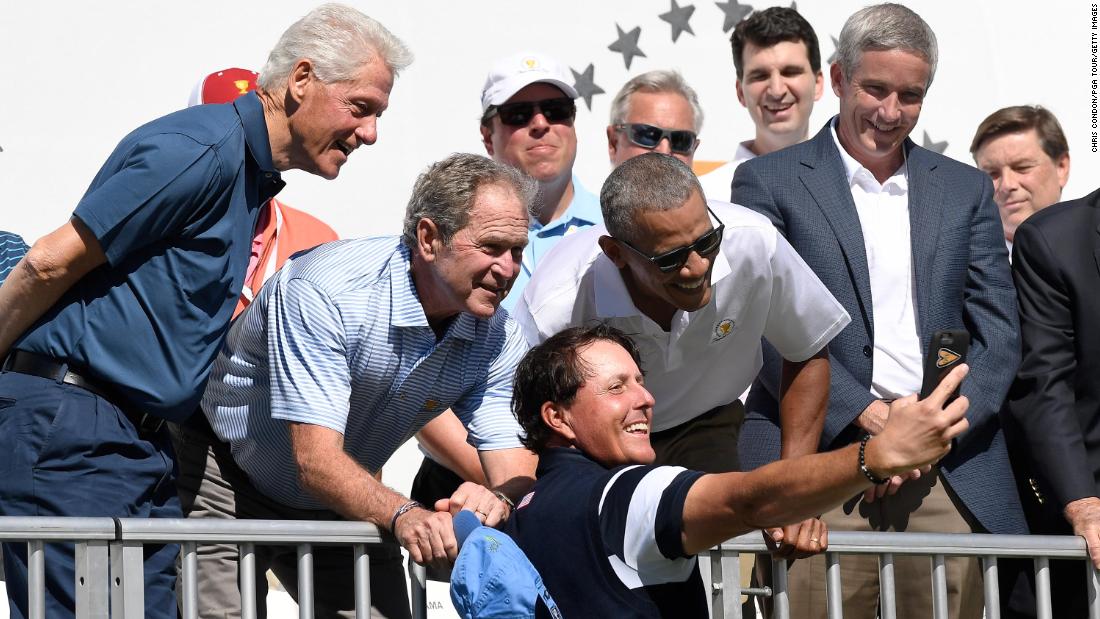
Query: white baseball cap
[{"left": 480, "top": 51, "right": 578, "bottom": 113}]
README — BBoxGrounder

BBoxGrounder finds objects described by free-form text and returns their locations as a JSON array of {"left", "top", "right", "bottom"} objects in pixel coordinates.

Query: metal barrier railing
[
  {"left": 708, "top": 531, "right": 1100, "bottom": 619},
  {"left": 3, "top": 518, "right": 1100, "bottom": 619},
  {"left": 0, "top": 517, "right": 426, "bottom": 619}
]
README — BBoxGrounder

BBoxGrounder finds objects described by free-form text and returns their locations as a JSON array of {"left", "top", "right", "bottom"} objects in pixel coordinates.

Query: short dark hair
[
  {"left": 731, "top": 7, "right": 821, "bottom": 81},
  {"left": 970, "top": 105, "right": 1069, "bottom": 161},
  {"left": 512, "top": 324, "right": 643, "bottom": 454}
]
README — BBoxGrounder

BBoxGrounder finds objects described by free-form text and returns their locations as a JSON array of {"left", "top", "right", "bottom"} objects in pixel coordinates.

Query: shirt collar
[
  {"left": 829, "top": 117, "right": 908, "bottom": 192},
  {"left": 533, "top": 176, "right": 602, "bottom": 235},
  {"left": 388, "top": 243, "right": 480, "bottom": 341},
  {"left": 234, "top": 92, "right": 285, "bottom": 199}
]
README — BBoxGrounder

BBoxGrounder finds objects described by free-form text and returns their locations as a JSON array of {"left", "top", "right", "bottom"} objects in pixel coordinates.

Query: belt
[{"left": 2, "top": 350, "right": 166, "bottom": 435}]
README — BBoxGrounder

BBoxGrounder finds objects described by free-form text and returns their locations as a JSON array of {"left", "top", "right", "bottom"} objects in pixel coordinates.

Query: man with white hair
[
  {"left": 0, "top": 5, "right": 410, "bottom": 617},
  {"left": 606, "top": 69, "right": 704, "bottom": 169}
]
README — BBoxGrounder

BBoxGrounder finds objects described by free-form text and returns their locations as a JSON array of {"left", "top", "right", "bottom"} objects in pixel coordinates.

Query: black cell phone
[{"left": 919, "top": 330, "right": 970, "bottom": 400}]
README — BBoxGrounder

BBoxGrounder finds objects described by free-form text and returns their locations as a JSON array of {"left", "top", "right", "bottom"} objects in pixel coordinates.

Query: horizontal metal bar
[
  {"left": 114, "top": 518, "right": 387, "bottom": 545},
  {"left": 719, "top": 532, "right": 1090, "bottom": 559},
  {"left": 0, "top": 517, "right": 117, "bottom": 541}
]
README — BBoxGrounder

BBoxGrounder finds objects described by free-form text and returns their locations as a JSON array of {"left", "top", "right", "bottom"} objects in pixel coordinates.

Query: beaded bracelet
[
  {"left": 390, "top": 500, "right": 423, "bottom": 533},
  {"left": 492, "top": 490, "right": 515, "bottom": 512},
  {"left": 859, "top": 434, "right": 890, "bottom": 485}
]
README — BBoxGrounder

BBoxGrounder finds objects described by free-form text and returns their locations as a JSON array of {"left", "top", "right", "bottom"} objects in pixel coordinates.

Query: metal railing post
[
  {"left": 931, "top": 554, "right": 948, "bottom": 619},
  {"left": 409, "top": 560, "right": 427, "bottom": 619},
  {"left": 771, "top": 556, "right": 789, "bottom": 619},
  {"left": 240, "top": 542, "right": 257, "bottom": 619},
  {"left": 879, "top": 553, "right": 896, "bottom": 619},
  {"left": 825, "top": 552, "right": 843, "bottom": 619},
  {"left": 75, "top": 539, "right": 110, "bottom": 619},
  {"left": 1087, "top": 559, "right": 1100, "bottom": 619},
  {"left": 109, "top": 540, "right": 145, "bottom": 619},
  {"left": 180, "top": 540, "right": 198, "bottom": 619},
  {"left": 27, "top": 539, "right": 45, "bottom": 619},
  {"left": 982, "top": 556, "right": 1000, "bottom": 619},
  {"left": 1034, "top": 556, "right": 1052, "bottom": 619},
  {"left": 353, "top": 543, "right": 371, "bottom": 619},
  {"left": 297, "top": 543, "right": 314, "bottom": 619}
]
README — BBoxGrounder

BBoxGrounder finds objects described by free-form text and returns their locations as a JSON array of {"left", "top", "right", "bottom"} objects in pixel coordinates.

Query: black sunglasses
[
  {"left": 615, "top": 123, "right": 698, "bottom": 155},
  {"left": 618, "top": 207, "right": 725, "bottom": 273},
  {"left": 486, "top": 97, "right": 577, "bottom": 127}
]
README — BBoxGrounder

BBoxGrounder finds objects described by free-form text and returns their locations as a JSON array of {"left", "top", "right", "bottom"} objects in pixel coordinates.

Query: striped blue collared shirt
[
  {"left": 202, "top": 236, "right": 529, "bottom": 510},
  {"left": 0, "top": 231, "right": 28, "bottom": 286}
]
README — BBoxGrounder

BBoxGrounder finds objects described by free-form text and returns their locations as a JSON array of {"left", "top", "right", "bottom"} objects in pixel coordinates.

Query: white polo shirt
[{"left": 513, "top": 200, "right": 850, "bottom": 432}]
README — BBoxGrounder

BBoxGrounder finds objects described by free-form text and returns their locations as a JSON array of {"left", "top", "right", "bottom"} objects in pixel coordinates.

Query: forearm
[
  {"left": 416, "top": 410, "right": 488, "bottom": 485},
  {"left": 778, "top": 351, "right": 829, "bottom": 458},
  {"left": 479, "top": 446, "right": 537, "bottom": 502},
  {"left": 0, "top": 218, "right": 106, "bottom": 358}
]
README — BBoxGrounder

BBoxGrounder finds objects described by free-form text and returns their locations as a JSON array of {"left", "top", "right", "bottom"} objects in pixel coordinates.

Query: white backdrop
[{"left": 0, "top": 1, "right": 1096, "bottom": 613}]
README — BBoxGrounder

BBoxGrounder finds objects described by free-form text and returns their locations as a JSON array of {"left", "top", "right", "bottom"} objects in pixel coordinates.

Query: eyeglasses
[
  {"left": 614, "top": 123, "right": 698, "bottom": 155},
  {"left": 618, "top": 207, "right": 725, "bottom": 273},
  {"left": 486, "top": 97, "right": 577, "bottom": 126}
]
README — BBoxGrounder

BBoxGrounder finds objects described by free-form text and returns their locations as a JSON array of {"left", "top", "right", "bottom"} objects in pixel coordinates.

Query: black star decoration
[
  {"left": 571, "top": 64, "right": 605, "bottom": 110},
  {"left": 659, "top": 0, "right": 696, "bottom": 42},
  {"left": 921, "top": 131, "right": 948, "bottom": 154},
  {"left": 608, "top": 24, "right": 647, "bottom": 69},
  {"left": 827, "top": 35, "right": 840, "bottom": 64},
  {"left": 790, "top": 1, "right": 797, "bottom": 10},
  {"left": 715, "top": 0, "right": 753, "bottom": 33}
]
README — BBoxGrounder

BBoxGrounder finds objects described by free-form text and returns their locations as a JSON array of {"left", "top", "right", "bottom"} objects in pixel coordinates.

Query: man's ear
[
  {"left": 541, "top": 401, "right": 576, "bottom": 443},
  {"left": 288, "top": 59, "right": 316, "bottom": 106},
  {"left": 480, "top": 124, "right": 495, "bottom": 157},
  {"left": 735, "top": 79, "right": 747, "bottom": 107},
  {"left": 598, "top": 235, "right": 628, "bottom": 269},
  {"left": 813, "top": 70, "right": 825, "bottom": 102},
  {"left": 1056, "top": 153, "right": 1071, "bottom": 190},
  {"left": 606, "top": 125, "right": 619, "bottom": 164},
  {"left": 830, "top": 63, "right": 845, "bottom": 98},
  {"left": 416, "top": 218, "right": 441, "bottom": 262}
]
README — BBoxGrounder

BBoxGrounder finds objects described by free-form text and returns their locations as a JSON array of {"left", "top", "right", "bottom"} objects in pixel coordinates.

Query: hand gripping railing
[
  {"left": 0, "top": 517, "right": 427, "bottom": 619},
  {"left": 708, "top": 531, "right": 1100, "bottom": 619}
]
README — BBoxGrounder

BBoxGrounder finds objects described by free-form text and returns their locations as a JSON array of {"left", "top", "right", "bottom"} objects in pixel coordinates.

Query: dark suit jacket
[
  {"left": 733, "top": 121, "right": 1026, "bottom": 535},
  {"left": 1006, "top": 188, "right": 1100, "bottom": 533}
]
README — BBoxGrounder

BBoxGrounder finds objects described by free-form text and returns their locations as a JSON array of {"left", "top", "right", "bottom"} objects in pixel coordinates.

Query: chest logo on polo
[
  {"left": 936, "top": 348, "right": 961, "bottom": 368},
  {"left": 713, "top": 318, "right": 735, "bottom": 342},
  {"left": 517, "top": 491, "right": 535, "bottom": 510},
  {"left": 421, "top": 399, "right": 443, "bottom": 412}
]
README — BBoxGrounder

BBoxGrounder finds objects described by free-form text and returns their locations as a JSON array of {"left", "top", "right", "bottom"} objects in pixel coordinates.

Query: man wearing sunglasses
[
  {"left": 409, "top": 51, "right": 602, "bottom": 531},
  {"left": 512, "top": 154, "right": 847, "bottom": 549},
  {"left": 607, "top": 70, "right": 702, "bottom": 168},
  {"left": 699, "top": 7, "right": 824, "bottom": 202}
]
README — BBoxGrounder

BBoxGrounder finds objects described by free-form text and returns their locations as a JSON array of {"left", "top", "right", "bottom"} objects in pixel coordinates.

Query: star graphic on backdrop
[
  {"left": 790, "top": 1, "right": 797, "bottom": 10},
  {"left": 571, "top": 64, "right": 605, "bottom": 110},
  {"left": 827, "top": 35, "right": 840, "bottom": 64},
  {"left": 715, "top": 0, "right": 753, "bottom": 32},
  {"left": 608, "top": 24, "right": 647, "bottom": 69},
  {"left": 921, "top": 131, "right": 948, "bottom": 154},
  {"left": 659, "top": 0, "right": 696, "bottom": 42}
]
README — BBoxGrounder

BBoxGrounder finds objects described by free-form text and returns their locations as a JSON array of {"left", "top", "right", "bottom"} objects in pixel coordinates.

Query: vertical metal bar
[
  {"left": 879, "top": 553, "right": 897, "bottom": 619},
  {"left": 931, "top": 554, "right": 948, "bottom": 619},
  {"left": 27, "top": 540, "right": 45, "bottom": 619},
  {"left": 710, "top": 550, "right": 724, "bottom": 619},
  {"left": 110, "top": 541, "right": 146, "bottom": 619},
  {"left": 75, "top": 540, "right": 110, "bottom": 619},
  {"left": 1035, "top": 557, "right": 1052, "bottom": 619},
  {"left": 240, "top": 542, "right": 257, "bottom": 619},
  {"left": 771, "top": 557, "right": 790, "bottom": 619},
  {"left": 297, "top": 543, "right": 314, "bottom": 619},
  {"left": 721, "top": 552, "right": 743, "bottom": 619},
  {"left": 1087, "top": 558, "right": 1100, "bottom": 619},
  {"left": 181, "top": 541, "right": 197, "bottom": 619},
  {"left": 826, "top": 552, "right": 843, "bottom": 619},
  {"left": 409, "top": 561, "right": 428, "bottom": 619},
  {"left": 353, "top": 544, "right": 371, "bottom": 619},
  {"left": 983, "top": 556, "right": 1001, "bottom": 619}
]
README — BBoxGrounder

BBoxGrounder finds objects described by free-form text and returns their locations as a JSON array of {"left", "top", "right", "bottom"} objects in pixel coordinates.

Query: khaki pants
[
  {"left": 171, "top": 422, "right": 411, "bottom": 619},
  {"left": 651, "top": 399, "right": 745, "bottom": 473},
  {"left": 776, "top": 470, "right": 983, "bottom": 619}
]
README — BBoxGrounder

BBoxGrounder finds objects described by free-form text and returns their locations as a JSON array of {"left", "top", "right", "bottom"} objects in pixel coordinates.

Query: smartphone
[{"left": 919, "top": 330, "right": 970, "bottom": 400}]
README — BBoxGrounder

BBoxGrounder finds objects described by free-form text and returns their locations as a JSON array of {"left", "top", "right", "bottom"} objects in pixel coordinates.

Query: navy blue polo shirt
[
  {"left": 14, "top": 92, "right": 284, "bottom": 422},
  {"left": 506, "top": 448, "right": 708, "bottom": 618}
]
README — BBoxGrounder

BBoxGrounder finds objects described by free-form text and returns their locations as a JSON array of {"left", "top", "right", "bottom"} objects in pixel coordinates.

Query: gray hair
[
  {"left": 402, "top": 153, "right": 537, "bottom": 248},
  {"left": 835, "top": 3, "right": 938, "bottom": 88},
  {"left": 601, "top": 153, "right": 702, "bottom": 243},
  {"left": 609, "top": 70, "right": 704, "bottom": 133},
  {"left": 258, "top": 3, "right": 413, "bottom": 91}
]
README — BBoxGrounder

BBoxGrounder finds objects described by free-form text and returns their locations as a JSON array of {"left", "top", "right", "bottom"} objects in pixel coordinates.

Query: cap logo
[
  {"left": 234, "top": 79, "right": 251, "bottom": 95},
  {"left": 936, "top": 348, "right": 961, "bottom": 368},
  {"left": 522, "top": 57, "right": 539, "bottom": 70}
]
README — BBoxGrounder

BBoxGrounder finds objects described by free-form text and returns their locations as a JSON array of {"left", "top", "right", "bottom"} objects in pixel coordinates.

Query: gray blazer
[{"left": 733, "top": 120, "right": 1026, "bottom": 535}]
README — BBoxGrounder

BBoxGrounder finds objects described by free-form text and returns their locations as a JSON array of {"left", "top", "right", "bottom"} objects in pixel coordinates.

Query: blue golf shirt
[{"left": 12, "top": 92, "right": 283, "bottom": 422}]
